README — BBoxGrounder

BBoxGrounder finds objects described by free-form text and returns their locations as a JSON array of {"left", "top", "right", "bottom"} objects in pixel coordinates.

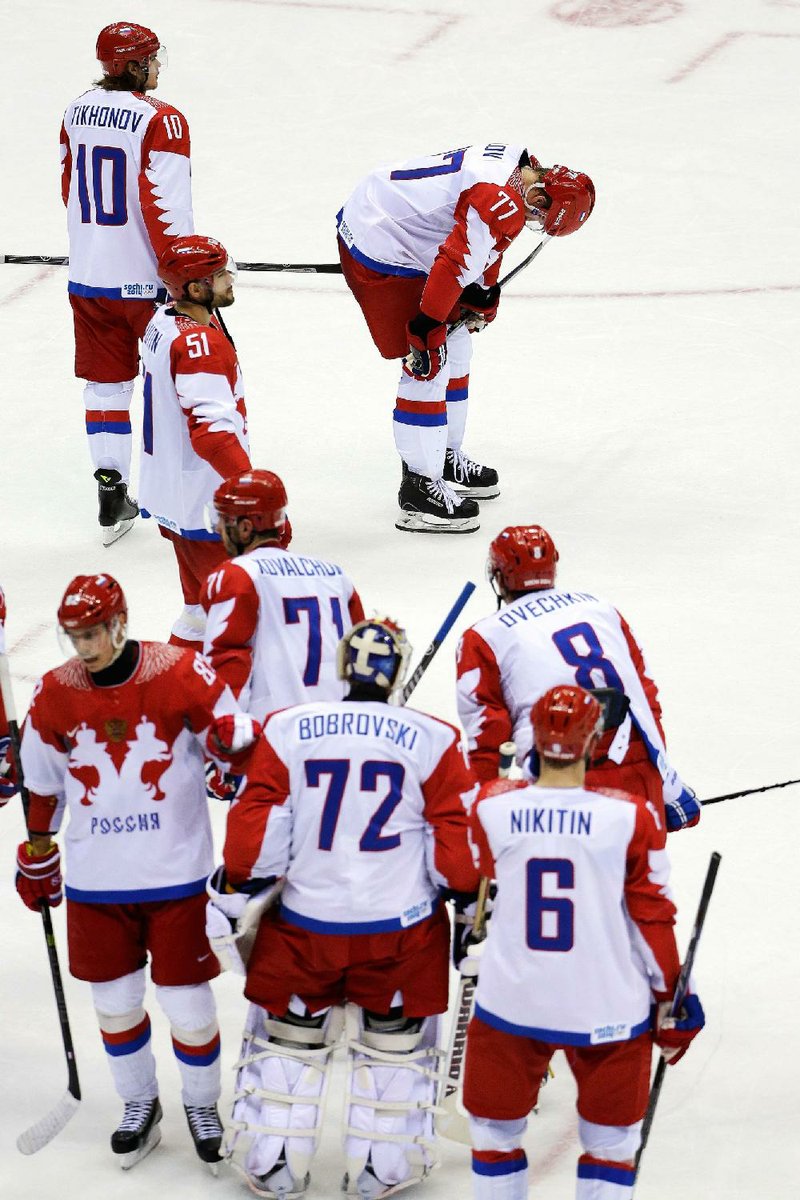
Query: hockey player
[
  {"left": 202, "top": 469, "right": 365, "bottom": 721},
  {"left": 61, "top": 23, "right": 194, "bottom": 545},
  {"left": 139, "top": 236, "right": 251, "bottom": 648},
  {"left": 15, "top": 574, "right": 259, "bottom": 1170},
  {"left": 456, "top": 524, "right": 700, "bottom": 832},
  {"left": 206, "top": 617, "right": 480, "bottom": 1198},
  {"left": 337, "top": 144, "right": 594, "bottom": 533},
  {"left": 463, "top": 685, "right": 705, "bottom": 1200}
]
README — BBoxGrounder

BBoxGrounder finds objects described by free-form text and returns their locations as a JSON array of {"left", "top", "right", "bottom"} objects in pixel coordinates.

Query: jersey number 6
[{"left": 526, "top": 857, "right": 574, "bottom": 952}]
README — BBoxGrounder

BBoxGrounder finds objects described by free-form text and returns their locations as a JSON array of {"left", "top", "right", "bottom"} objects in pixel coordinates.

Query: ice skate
[
  {"left": 342, "top": 1159, "right": 433, "bottom": 1198},
  {"left": 246, "top": 1151, "right": 310, "bottom": 1197},
  {"left": 442, "top": 448, "right": 500, "bottom": 499},
  {"left": 396, "top": 469, "right": 479, "bottom": 534},
  {"left": 94, "top": 468, "right": 139, "bottom": 546},
  {"left": 110, "top": 1097, "right": 162, "bottom": 1170},
  {"left": 184, "top": 1102, "right": 224, "bottom": 1173}
]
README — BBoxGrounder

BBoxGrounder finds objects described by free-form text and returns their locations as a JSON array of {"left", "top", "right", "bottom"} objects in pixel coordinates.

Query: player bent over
[
  {"left": 203, "top": 469, "right": 365, "bottom": 721},
  {"left": 463, "top": 686, "right": 705, "bottom": 1199},
  {"left": 207, "top": 618, "right": 480, "bottom": 1197},
  {"left": 61, "top": 23, "right": 194, "bottom": 545},
  {"left": 138, "top": 236, "right": 251, "bottom": 647},
  {"left": 338, "top": 145, "right": 593, "bottom": 533},
  {"left": 456, "top": 524, "right": 700, "bottom": 833},
  {"left": 15, "top": 574, "right": 259, "bottom": 1170}
]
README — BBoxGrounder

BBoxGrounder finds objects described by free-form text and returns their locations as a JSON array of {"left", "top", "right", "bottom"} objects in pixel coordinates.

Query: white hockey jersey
[
  {"left": 138, "top": 306, "right": 250, "bottom": 539},
  {"left": 203, "top": 548, "right": 365, "bottom": 721},
  {"left": 337, "top": 142, "right": 528, "bottom": 321},
  {"left": 472, "top": 779, "right": 679, "bottom": 1044},
  {"left": 20, "top": 643, "right": 241, "bottom": 903},
  {"left": 223, "top": 700, "right": 479, "bottom": 933},
  {"left": 61, "top": 88, "right": 193, "bottom": 299},
  {"left": 456, "top": 587, "right": 692, "bottom": 815}
]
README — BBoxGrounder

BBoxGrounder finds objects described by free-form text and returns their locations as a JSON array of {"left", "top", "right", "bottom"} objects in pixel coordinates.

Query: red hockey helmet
[
  {"left": 540, "top": 166, "right": 595, "bottom": 237},
  {"left": 213, "top": 470, "right": 289, "bottom": 536},
  {"left": 488, "top": 526, "right": 559, "bottom": 594},
  {"left": 96, "top": 22, "right": 160, "bottom": 77},
  {"left": 531, "top": 685, "right": 603, "bottom": 763},
  {"left": 57, "top": 574, "right": 127, "bottom": 631},
  {"left": 158, "top": 236, "right": 231, "bottom": 300}
]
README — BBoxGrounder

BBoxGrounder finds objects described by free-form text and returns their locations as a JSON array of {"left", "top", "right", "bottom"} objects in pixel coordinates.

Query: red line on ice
[
  {"left": 0, "top": 266, "right": 56, "bottom": 307},
  {"left": 669, "top": 30, "right": 800, "bottom": 83}
]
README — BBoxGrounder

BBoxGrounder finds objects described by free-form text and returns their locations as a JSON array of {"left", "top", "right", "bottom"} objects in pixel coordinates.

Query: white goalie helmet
[{"left": 336, "top": 617, "right": 411, "bottom": 692}]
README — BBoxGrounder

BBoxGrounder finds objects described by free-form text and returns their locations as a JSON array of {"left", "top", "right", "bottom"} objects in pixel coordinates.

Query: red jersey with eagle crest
[{"left": 20, "top": 642, "right": 240, "bottom": 903}]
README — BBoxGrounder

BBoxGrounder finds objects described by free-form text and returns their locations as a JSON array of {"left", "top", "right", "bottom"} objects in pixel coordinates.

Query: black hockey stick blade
[
  {"left": 401, "top": 581, "right": 476, "bottom": 702},
  {"left": 634, "top": 851, "right": 722, "bottom": 1180}
]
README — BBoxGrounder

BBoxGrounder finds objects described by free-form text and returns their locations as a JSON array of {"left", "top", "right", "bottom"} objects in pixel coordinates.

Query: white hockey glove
[
  {"left": 205, "top": 866, "right": 284, "bottom": 975},
  {"left": 447, "top": 888, "right": 494, "bottom": 977}
]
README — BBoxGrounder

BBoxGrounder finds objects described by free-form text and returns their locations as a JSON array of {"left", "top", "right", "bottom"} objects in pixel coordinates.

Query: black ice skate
[
  {"left": 184, "top": 1103, "right": 224, "bottom": 1173},
  {"left": 442, "top": 448, "right": 500, "bottom": 499},
  {"left": 396, "top": 469, "right": 480, "bottom": 534},
  {"left": 94, "top": 468, "right": 139, "bottom": 547},
  {"left": 248, "top": 1149, "right": 310, "bottom": 1197},
  {"left": 110, "top": 1097, "right": 162, "bottom": 1170}
]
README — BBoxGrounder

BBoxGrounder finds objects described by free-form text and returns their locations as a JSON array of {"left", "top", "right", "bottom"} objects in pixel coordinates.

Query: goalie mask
[{"left": 337, "top": 618, "right": 411, "bottom": 692}]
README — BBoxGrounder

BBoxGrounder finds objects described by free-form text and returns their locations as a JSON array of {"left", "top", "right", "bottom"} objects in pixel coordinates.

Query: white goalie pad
[
  {"left": 343, "top": 1005, "right": 442, "bottom": 1198},
  {"left": 226, "top": 1001, "right": 343, "bottom": 1195}
]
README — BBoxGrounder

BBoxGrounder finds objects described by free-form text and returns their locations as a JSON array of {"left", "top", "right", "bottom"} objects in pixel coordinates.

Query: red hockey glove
[
  {"left": 404, "top": 313, "right": 448, "bottom": 381},
  {"left": 210, "top": 712, "right": 262, "bottom": 756},
  {"left": 458, "top": 282, "right": 501, "bottom": 333},
  {"left": 0, "top": 737, "right": 19, "bottom": 805},
  {"left": 204, "top": 761, "right": 242, "bottom": 803},
  {"left": 16, "top": 841, "right": 63, "bottom": 910},
  {"left": 654, "top": 993, "right": 705, "bottom": 1065}
]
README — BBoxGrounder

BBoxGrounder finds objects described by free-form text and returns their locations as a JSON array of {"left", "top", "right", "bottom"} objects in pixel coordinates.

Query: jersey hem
[
  {"left": 65, "top": 877, "right": 208, "bottom": 904},
  {"left": 474, "top": 1002, "right": 651, "bottom": 1046}
]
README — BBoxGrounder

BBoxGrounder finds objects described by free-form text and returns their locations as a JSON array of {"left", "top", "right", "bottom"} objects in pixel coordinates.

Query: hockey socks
[
  {"left": 471, "top": 1149, "right": 528, "bottom": 1199},
  {"left": 84, "top": 379, "right": 135, "bottom": 481}
]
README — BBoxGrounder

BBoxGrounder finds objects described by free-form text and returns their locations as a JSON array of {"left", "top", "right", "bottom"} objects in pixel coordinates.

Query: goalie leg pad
[
  {"left": 227, "top": 999, "right": 343, "bottom": 1195},
  {"left": 343, "top": 1004, "right": 442, "bottom": 1198}
]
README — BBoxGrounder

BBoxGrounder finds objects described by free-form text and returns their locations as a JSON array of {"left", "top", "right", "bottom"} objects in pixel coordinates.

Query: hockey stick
[
  {"left": 447, "top": 234, "right": 552, "bottom": 334},
  {"left": 401, "top": 581, "right": 476, "bottom": 703},
  {"left": 633, "top": 850, "right": 722, "bottom": 1184},
  {"left": 1, "top": 254, "right": 343, "bottom": 273},
  {"left": 436, "top": 740, "right": 516, "bottom": 1144},
  {"left": 0, "top": 654, "right": 81, "bottom": 1153},
  {"left": 701, "top": 778, "right": 800, "bottom": 806}
]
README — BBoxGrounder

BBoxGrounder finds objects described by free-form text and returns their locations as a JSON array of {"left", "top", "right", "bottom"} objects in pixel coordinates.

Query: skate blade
[
  {"left": 244, "top": 1169, "right": 310, "bottom": 1197},
  {"left": 395, "top": 511, "right": 479, "bottom": 534},
  {"left": 102, "top": 517, "right": 136, "bottom": 547},
  {"left": 342, "top": 1166, "right": 438, "bottom": 1198},
  {"left": 118, "top": 1124, "right": 162, "bottom": 1170}
]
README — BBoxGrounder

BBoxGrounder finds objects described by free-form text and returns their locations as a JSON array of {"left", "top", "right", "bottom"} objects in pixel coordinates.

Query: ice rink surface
[{"left": 1, "top": 0, "right": 799, "bottom": 1196}]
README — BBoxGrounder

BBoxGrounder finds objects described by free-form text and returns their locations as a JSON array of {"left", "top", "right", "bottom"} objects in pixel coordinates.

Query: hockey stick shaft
[
  {"left": 0, "top": 655, "right": 81, "bottom": 1113},
  {"left": 634, "top": 850, "right": 722, "bottom": 1179},
  {"left": 447, "top": 235, "right": 552, "bottom": 334},
  {"left": 1, "top": 253, "right": 343, "bottom": 273},
  {"left": 401, "top": 581, "right": 476, "bottom": 703},
  {"left": 701, "top": 777, "right": 800, "bottom": 806}
]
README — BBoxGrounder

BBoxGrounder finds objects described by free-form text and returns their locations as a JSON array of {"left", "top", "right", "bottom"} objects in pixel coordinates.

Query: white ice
[{"left": 1, "top": 1, "right": 799, "bottom": 1197}]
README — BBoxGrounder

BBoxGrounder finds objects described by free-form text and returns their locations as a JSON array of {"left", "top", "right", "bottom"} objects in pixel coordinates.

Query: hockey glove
[
  {"left": 404, "top": 313, "right": 448, "bottom": 381},
  {"left": 654, "top": 993, "right": 705, "bottom": 1065},
  {"left": 665, "top": 786, "right": 701, "bottom": 832},
  {"left": 210, "top": 712, "right": 262, "bottom": 756},
  {"left": 16, "top": 840, "right": 63, "bottom": 910},
  {"left": 458, "top": 282, "right": 501, "bottom": 333},
  {"left": 204, "top": 761, "right": 242, "bottom": 803},
  {"left": 0, "top": 737, "right": 19, "bottom": 804},
  {"left": 446, "top": 887, "right": 494, "bottom": 977},
  {"left": 205, "top": 866, "right": 283, "bottom": 974}
]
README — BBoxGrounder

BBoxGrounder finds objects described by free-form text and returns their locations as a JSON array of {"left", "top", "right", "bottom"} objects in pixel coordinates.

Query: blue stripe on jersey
[
  {"left": 280, "top": 903, "right": 429, "bottom": 935},
  {"left": 65, "top": 877, "right": 208, "bottom": 904},
  {"left": 578, "top": 1162, "right": 636, "bottom": 1186},
  {"left": 68, "top": 281, "right": 167, "bottom": 301},
  {"left": 337, "top": 233, "right": 426, "bottom": 279},
  {"left": 138, "top": 509, "right": 221, "bottom": 541},
  {"left": 393, "top": 408, "right": 448, "bottom": 428},
  {"left": 87, "top": 420, "right": 131, "bottom": 434},
  {"left": 474, "top": 1003, "right": 651, "bottom": 1046}
]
